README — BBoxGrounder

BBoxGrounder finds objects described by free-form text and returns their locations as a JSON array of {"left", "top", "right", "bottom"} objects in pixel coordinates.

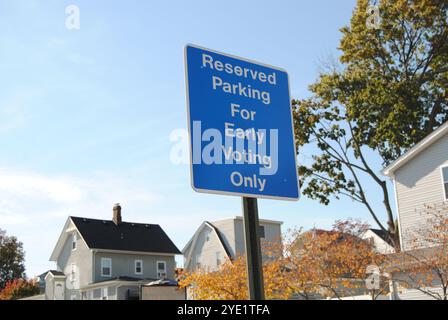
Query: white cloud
[{"left": 0, "top": 167, "right": 163, "bottom": 226}]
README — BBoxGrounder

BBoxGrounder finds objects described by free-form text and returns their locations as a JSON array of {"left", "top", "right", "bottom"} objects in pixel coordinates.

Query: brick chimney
[{"left": 113, "top": 203, "right": 122, "bottom": 225}]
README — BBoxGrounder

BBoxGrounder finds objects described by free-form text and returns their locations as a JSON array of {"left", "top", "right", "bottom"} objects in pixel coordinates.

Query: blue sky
[{"left": 0, "top": 0, "right": 395, "bottom": 277}]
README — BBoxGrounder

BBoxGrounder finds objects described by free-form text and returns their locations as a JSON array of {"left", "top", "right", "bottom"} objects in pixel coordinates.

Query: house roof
[
  {"left": 368, "top": 228, "right": 395, "bottom": 247},
  {"left": 47, "top": 270, "right": 65, "bottom": 277},
  {"left": 182, "top": 221, "right": 234, "bottom": 270},
  {"left": 44, "top": 270, "right": 66, "bottom": 280},
  {"left": 93, "top": 276, "right": 156, "bottom": 284},
  {"left": 205, "top": 221, "right": 233, "bottom": 259},
  {"left": 382, "top": 121, "right": 448, "bottom": 177},
  {"left": 182, "top": 221, "right": 233, "bottom": 258},
  {"left": 234, "top": 216, "right": 283, "bottom": 225},
  {"left": 70, "top": 216, "right": 181, "bottom": 255},
  {"left": 82, "top": 276, "right": 159, "bottom": 289}
]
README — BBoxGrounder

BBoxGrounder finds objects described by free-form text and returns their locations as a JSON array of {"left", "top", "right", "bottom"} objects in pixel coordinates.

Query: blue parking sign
[{"left": 184, "top": 44, "right": 299, "bottom": 201}]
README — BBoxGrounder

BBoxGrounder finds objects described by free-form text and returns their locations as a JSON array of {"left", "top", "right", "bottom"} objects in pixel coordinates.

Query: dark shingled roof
[
  {"left": 70, "top": 216, "right": 181, "bottom": 255},
  {"left": 47, "top": 270, "right": 65, "bottom": 277},
  {"left": 370, "top": 228, "right": 395, "bottom": 246},
  {"left": 92, "top": 276, "right": 157, "bottom": 284}
]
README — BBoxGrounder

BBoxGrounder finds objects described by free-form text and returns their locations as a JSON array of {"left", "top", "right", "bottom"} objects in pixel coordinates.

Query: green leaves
[
  {"left": 0, "top": 229, "right": 26, "bottom": 291},
  {"left": 294, "top": 0, "right": 447, "bottom": 240}
]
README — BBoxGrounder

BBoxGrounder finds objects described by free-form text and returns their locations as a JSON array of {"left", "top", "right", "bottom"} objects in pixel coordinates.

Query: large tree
[
  {"left": 293, "top": 0, "right": 448, "bottom": 246},
  {"left": 0, "top": 229, "right": 26, "bottom": 290}
]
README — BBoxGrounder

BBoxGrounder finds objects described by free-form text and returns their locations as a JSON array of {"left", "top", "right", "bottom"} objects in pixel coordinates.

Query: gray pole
[{"left": 242, "top": 197, "right": 265, "bottom": 300}]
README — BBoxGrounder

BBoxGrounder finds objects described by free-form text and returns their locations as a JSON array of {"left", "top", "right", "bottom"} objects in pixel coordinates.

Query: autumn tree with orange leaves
[
  {"left": 282, "top": 220, "right": 385, "bottom": 300},
  {"left": 0, "top": 279, "right": 40, "bottom": 300},
  {"left": 179, "top": 256, "right": 289, "bottom": 300},
  {"left": 180, "top": 219, "right": 384, "bottom": 300}
]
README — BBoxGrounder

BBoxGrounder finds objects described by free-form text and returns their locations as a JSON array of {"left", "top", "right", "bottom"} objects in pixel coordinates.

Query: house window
[
  {"left": 70, "top": 263, "right": 77, "bottom": 285},
  {"left": 259, "top": 225, "right": 265, "bottom": 238},
  {"left": 442, "top": 166, "right": 448, "bottom": 201},
  {"left": 72, "top": 233, "right": 77, "bottom": 251},
  {"left": 216, "top": 252, "right": 222, "bottom": 266},
  {"left": 157, "top": 261, "right": 166, "bottom": 279},
  {"left": 135, "top": 260, "right": 143, "bottom": 275},
  {"left": 101, "top": 258, "right": 112, "bottom": 277}
]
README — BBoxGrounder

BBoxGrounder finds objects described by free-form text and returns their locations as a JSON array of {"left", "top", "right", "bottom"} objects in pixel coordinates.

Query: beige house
[
  {"left": 182, "top": 217, "right": 282, "bottom": 272},
  {"left": 383, "top": 121, "right": 448, "bottom": 300}
]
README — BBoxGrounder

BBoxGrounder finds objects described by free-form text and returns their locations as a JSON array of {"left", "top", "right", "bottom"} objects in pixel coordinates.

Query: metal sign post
[{"left": 242, "top": 197, "right": 265, "bottom": 300}]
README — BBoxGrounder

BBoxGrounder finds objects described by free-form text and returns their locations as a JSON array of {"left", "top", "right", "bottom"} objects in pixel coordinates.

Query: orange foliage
[
  {"left": 0, "top": 279, "right": 40, "bottom": 300},
  {"left": 179, "top": 256, "right": 289, "bottom": 300},
  {"left": 180, "top": 219, "right": 384, "bottom": 300}
]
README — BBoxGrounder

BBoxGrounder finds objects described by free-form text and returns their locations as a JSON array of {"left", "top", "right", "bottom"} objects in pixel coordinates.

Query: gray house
[
  {"left": 383, "top": 121, "right": 448, "bottom": 300},
  {"left": 383, "top": 121, "right": 447, "bottom": 251},
  {"left": 183, "top": 216, "right": 282, "bottom": 272},
  {"left": 45, "top": 204, "right": 181, "bottom": 300}
]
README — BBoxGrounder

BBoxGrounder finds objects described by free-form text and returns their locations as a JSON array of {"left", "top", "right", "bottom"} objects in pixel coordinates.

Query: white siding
[
  {"left": 184, "top": 224, "right": 228, "bottom": 272},
  {"left": 212, "top": 219, "right": 237, "bottom": 257},
  {"left": 394, "top": 134, "right": 448, "bottom": 250},
  {"left": 361, "top": 230, "right": 395, "bottom": 254},
  {"left": 393, "top": 272, "right": 445, "bottom": 300},
  {"left": 183, "top": 217, "right": 283, "bottom": 272},
  {"left": 233, "top": 218, "right": 282, "bottom": 261}
]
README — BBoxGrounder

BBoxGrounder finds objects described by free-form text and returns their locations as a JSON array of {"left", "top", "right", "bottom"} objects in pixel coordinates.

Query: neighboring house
[
  {"left": 386, "top": 247, "right": 446, "bottom": 300},
  {"left": 294, "top": 228, "right": 393, "bottom": 254},
  {"left": 45, "top": 204, "right": 181, "bottom": 300},
  {"left": 291, "top": 229, "right": 392, "bottom": 300},
  {"left": 183, "top": 217, "right": 282, "bottom": 272},
  {"left": 361, "top": 229, "right": 395, "bottom": 254},
  {"left": 36, "top": 271, "right": 51, "bottom": 294},
  {"left": 382, "top": 121, "right": 447, "bottom": 251},
  {"left": 382, "top": 121, "right": 448, "bottom": 300}
]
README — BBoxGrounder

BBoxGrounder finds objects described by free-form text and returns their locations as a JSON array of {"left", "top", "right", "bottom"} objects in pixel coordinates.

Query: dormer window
[{"left": 72, "top": 233, "right": 77, "bottom": 251}]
